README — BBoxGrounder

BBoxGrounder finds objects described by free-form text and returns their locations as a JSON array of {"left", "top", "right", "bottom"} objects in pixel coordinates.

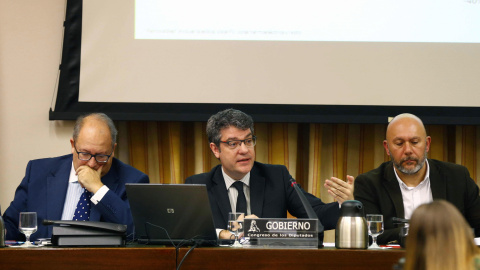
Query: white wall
[{"left": 0, "top": 0, "right": 74, "bottom": 213}]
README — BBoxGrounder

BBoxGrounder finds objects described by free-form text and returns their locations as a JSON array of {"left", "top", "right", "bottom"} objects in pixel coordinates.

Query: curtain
[{"left": 119, "top": 121, "right": 480, "bottom": 242}]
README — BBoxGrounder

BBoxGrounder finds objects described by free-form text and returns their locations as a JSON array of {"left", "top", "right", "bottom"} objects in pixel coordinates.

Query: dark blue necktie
[
  {"left": 73, "top": 188, "right": 92, "bottom": 221},
  {"left": 232, "top": 181, "right": 247, "bottom": 214}
]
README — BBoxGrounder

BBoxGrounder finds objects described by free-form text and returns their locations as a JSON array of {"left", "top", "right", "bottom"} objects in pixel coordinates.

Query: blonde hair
[{"left": 404, "top": 200, "right": 478, "bottom": 270}]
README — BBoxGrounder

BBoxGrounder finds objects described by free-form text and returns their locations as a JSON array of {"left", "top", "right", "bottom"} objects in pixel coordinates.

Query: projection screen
[{"left": 51, "top": 0, "right": 480, "bottom": 124}]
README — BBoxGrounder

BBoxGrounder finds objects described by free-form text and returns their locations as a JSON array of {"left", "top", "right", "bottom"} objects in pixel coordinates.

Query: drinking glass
[
  {"left": 19, "top": 212, "right": 38, "bottom": 247},
  {"left": 227, "top": 212, "right": 244, "bottom": 247},
  {"left": 366, "top": 214, "right": 384, "bottom": 249}
]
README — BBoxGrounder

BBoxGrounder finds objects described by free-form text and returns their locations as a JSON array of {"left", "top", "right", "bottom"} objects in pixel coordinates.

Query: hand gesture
[{"left": 324, "top": 175, "right": 355, "bottom": 205}]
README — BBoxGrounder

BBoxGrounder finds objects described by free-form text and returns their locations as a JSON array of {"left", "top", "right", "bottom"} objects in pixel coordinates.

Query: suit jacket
[
  {"left": 2, "top": 154, "right": 149, "bottom": 241},
  {"left": 185, "top": 162, "right": 340, "bottom": 235},
  {"left": 354, "top": 159, "right": 480, "bottom": 245}
]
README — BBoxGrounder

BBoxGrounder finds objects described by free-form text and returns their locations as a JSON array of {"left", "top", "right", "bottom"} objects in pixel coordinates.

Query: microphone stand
[{"left": 290, "top": 179, "right": 324, "bottom": 247}]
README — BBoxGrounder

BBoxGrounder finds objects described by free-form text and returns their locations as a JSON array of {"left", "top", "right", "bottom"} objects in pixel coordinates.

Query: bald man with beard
[{"left": 353, "top": 113, "right": 480, "bottom": 245}]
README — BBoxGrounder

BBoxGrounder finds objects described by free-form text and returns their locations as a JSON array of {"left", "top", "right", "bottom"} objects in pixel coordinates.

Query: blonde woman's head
[{"left": 404, "top": 200, "right": 478, "bottom": 270}]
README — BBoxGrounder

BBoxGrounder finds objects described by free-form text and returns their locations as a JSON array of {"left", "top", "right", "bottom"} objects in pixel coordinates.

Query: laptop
[{"left": 126, "top": 184, "right": 219, "bottom": 246}]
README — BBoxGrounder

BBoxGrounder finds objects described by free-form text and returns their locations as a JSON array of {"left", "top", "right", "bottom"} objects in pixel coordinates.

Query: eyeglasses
[
  {"left": 74, "top": 143, "right": 113, "bottom": 164},
  {"left": 220, "top": 136, "right": 256, "bottom": 149}
]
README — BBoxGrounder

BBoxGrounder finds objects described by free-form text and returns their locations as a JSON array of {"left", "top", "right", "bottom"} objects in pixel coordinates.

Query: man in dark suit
[
  {"left": 2, "top": 113, "right": 149, "bottom": 241},
  {"left": 354, "top": 113, "right": 480, "bottom": 245},
  {"left": 185, "top": 109, "right": 354, "bottom": 239}
]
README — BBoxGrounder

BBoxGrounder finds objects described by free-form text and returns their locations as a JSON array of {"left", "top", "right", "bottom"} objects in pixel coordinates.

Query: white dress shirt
[
  {"left": 60, "top": 162, "right": 109, "bottom": 220},
  {"left": 216, "top": 167, "right": 251, "bottom": 237},
  {"left": 222, "top": 167, "right": 251, "bottom": 215},
  {"left": 394, "top": 160, "right": 433, "bottom": 220}
]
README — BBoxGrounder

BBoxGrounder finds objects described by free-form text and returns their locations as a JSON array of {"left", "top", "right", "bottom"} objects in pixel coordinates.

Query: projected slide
[
  {"left": 135, "top": 0, "right": 480, "bottom": 42},
  {"left": 78, "top": 0, "right": 480, "bottom": 108}
]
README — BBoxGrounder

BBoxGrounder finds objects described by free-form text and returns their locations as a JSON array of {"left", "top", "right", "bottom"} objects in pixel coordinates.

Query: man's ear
[
  {"left": 111, "top": 143, "right": 117, "bottom": 157},
  {"left": 425, "top": 136, "right": 431, "bottom": 153},
  {"left": 210, "top": 142, "right": 221, "bottom": 159},
  {"left": 70, "top": 138, "right": 75, "bottom": 154},
  {"left": 383, "top": 140, "right": 390, "bottom": 156}
]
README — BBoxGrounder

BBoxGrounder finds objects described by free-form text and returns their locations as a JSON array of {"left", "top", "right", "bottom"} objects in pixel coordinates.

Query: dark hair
[
  {"left": 206, "top": 108, "right": 254, "bottom": 145},
  {"left": 72, "top": 113, "right": 117, "bottom": 149}
]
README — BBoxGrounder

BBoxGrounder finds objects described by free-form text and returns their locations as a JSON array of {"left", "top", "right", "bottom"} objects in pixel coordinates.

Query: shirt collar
[
  {"left": 69, "top": 162, "right": 79, "bottom": 183},
  {"left": 221, "top": 167, "right": 250, "bottom": 190},
  {"left": 394, "top": 159, "right": 430, "bottom": 190}
]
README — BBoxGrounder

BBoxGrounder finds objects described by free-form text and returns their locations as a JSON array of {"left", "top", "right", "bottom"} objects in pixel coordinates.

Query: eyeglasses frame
[
  {"left": 219, "top": 135, "right": 257, "bottom": 149},
  {"left": 73, "top": 142, "right": 114, "bottom": 163}
]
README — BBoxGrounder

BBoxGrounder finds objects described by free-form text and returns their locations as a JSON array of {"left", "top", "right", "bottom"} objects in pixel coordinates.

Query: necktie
[
  {"left": 73, "top": 188, "right": 92, "bottom": 221},
  {"left": 232, "top": 181, "right": 247, "bottom": 214}
]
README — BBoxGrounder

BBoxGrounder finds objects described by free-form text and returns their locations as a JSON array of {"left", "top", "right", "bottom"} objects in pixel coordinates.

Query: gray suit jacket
[{"left": 354, "top": 159, "right": 480, "bottom": 244}]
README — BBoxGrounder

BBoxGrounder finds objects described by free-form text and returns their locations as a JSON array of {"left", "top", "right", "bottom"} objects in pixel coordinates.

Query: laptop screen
[{"left": 126, "top": 184, "right": 218, "bottom": 246}]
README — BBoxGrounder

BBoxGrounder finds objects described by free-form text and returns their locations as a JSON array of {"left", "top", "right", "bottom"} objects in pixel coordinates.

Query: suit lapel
[
  {"left": 382, "top": 163, "right": 405, "bottom": 219},
  {"left": 46, "top": 157, "right": 71, "bottom": 222},
  {"left": 428, "top": 160, "right": 447, "bottom": 199},
  {"left": 249, "top": 164, "right": 265, "bottom": 217},
  {"left": 211, "top": 168, "right": 232, "bottom": 226}
]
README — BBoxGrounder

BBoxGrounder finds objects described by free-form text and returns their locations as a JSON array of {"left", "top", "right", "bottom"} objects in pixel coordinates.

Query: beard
[{"left": 390, "top": 149, "right": 428, "bottom": 175}]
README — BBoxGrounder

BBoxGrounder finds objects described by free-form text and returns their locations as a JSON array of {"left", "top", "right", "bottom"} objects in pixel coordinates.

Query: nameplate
[{"left": 244, "top": 218, "right": 318, "bottom": 239}]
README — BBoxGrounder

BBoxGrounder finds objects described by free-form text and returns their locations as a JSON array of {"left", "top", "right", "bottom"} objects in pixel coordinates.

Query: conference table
[{"left": 0, "top": 244, "right": 404, "bottom": 270}]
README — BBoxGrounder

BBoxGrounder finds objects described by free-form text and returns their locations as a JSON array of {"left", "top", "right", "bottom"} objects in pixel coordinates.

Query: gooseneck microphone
[{"left": 290, "top": 178, "right": 324, "bottom": 246}]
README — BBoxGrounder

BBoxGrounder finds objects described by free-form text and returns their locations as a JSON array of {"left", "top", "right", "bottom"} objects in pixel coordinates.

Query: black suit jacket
[
  {"left": 185, "top": 162, "right": 340, "bottom": 234},
  {"left": 354, "top": 159, "right": 480, "bottom": 245}
]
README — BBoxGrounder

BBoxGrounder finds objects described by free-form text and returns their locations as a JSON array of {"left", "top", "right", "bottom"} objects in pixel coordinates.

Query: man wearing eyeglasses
[
  {"left": 185, "top": 109, "right": 354, "bottom": 240},
  {"left": 2, "top": 113, "right": 149, "bottom": 241}
]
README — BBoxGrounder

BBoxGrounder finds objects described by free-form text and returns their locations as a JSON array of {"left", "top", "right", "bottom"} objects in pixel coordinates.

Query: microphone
[
  {"left": 392, "top": 217, "right": 410, "bottom": 224},
  {"left": 290, "top": 179, "right": 324, "bottom": 246}
]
